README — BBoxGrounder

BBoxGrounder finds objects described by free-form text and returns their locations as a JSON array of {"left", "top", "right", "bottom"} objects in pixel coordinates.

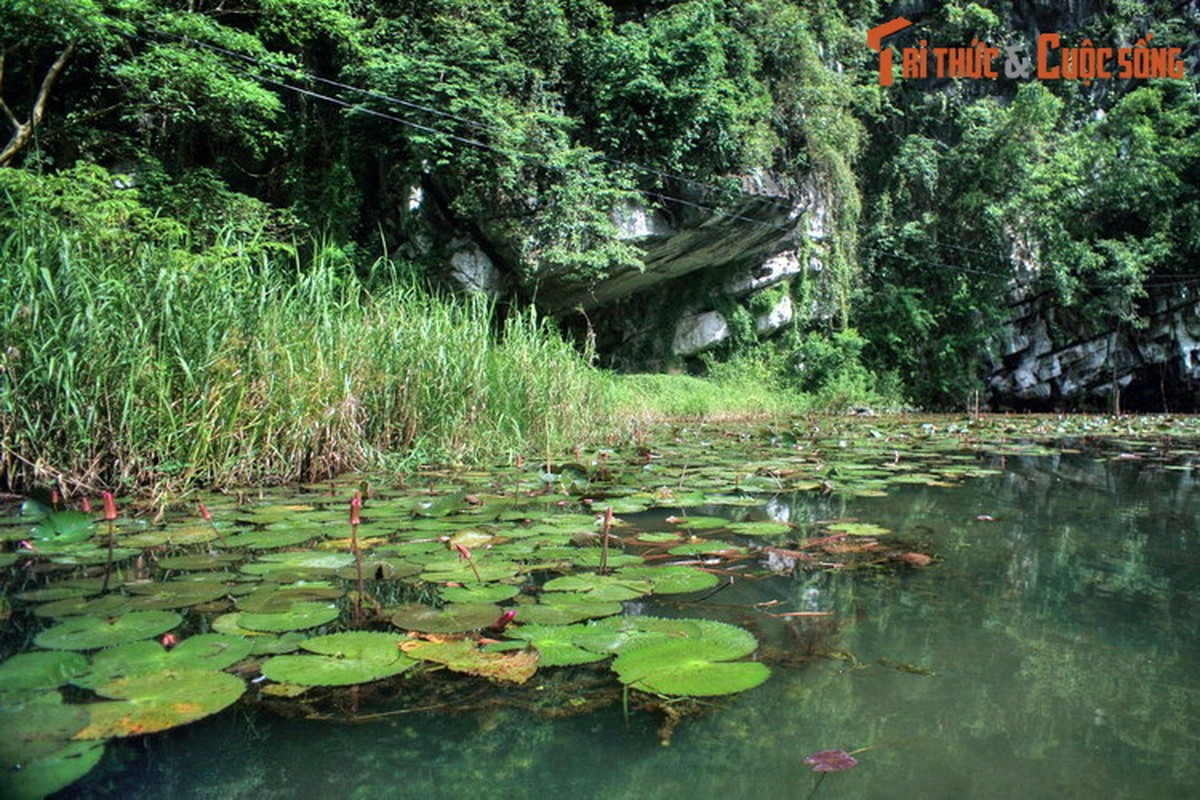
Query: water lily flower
[{"left": 102, "top": 491, "right": 117, "bottom": 521}]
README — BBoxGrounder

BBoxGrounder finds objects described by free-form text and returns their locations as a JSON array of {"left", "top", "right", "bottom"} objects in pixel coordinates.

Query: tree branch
[
  {"left": 0, "top": 41, "right": 77, "bottom": 167},
  {"left": 0, "top": 51, "right": 20, "bottom": 129}
]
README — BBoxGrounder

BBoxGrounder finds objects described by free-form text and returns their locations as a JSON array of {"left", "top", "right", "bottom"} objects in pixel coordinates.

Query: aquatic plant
[{"left": 8, "top": 414, "right": 1185, "bottom": 794}]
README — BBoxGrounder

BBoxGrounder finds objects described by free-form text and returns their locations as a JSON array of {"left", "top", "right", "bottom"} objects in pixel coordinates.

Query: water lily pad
[
  {"left": 390, "top": 602, "right": 502, "bottom": 633},
  {"left": 419, "top": 558, "right": 522, "bottom": 583},
  {"left": 35, "top": 611, "right": 182, "bottom": 651},
  {"left": 0, "top": 738, "right": 104, "bottom": 800},
  {"left": 672, "top": 516, "right": 729, "bottom": 530},
  {"left": 32, "top": 593, "right": 134, "bottom": 619},
  {"left": 121, "top": 524, "right": 223, "bottom": 549},
  {"left": 0, "top": 692, "right": 104, "bottom": 799},
  {"left": 439, "top": 583, "right": 522, "bottom": 604},
  {"left": 0, "top": 691, "right": 89, "bottom": 764},
  {"left": 542, "top": 574, "right": 654, "bottom": 602},
  {"left": 244, "top": 552, "right": 355, "bottom": 571},
  {"left": 237, "top": 602, "right": 340, "bottom": 633},
  {"left": 236, "top": 583, "right": 344, "bottom": 613},
  {"left": 223, "top": 528, "right": 319, "bottom": 549},
  {"left": 125, "top": 579, "right": 233, "bottom": 609},
  {"left": 0, "top": 652, "right": 90, "bottom": 700},
  {"left": 75, "top": 668, "right": 246, "bottom": 738},
  {"left": 249, "top": 631, "right": 309, "bottom": 655},
  {"left": 30, "top": 511, "right": 94, "bottom": 544},
  {"left": 507, "top": 624, "right": 609, "bottom": 667},
  {"left": 240, "top": 503, "right": 318, "bottom": 524},
  {"left": 573, "top": 616, "right": 702, "bottom": 654},
  {"left": 74, "top": 635, "right": 253, "bottom": 689},
  {"left": 334, "top": 559, "right": 421, "bottom": 581},
  {"left": 727, "top": 521, "right": 792, "bottom": 537},
  {"left": 618, "top": 565, "right": 715, "bottom": 594},
  {"left": 399, "top": 637, "right": 538, "bottom": 683},
  {"left": 667, "top": 540, "right": 743, "bottom": 556},
  {"left": 612, "top": 639, "right": 770, "bottom": 696},
  {"left": 825, "top": 522, "right": 892, "bottom": 537},
  {"left": 261, "top": 632, "right": 415, "bottom": 686},
  {"left": 32, "top": 544, "right": 139, "bottom": 565},
  {"left": 156, "top": 553, "right": 242, "bottom": 571},
  {"left": 514, "top": 601, "right": 623, "bottom": 625}
]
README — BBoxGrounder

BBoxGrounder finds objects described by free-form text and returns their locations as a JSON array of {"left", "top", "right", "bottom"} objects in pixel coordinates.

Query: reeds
[{"left": 0, "top": 169, "right": 607, "bottom": 493}]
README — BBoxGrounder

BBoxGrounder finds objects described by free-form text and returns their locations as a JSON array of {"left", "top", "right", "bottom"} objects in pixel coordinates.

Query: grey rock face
[
  {"left": 989, "top": 288, "right": 1200, "bottom": 410},
  {"left": 672, "top": 311, "right": 731, "bottom": 356}
]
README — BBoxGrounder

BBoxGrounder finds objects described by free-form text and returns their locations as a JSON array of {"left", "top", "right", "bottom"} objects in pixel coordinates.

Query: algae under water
[{"left": 4, "top": 418, "right": 1200, "bottom": 799}]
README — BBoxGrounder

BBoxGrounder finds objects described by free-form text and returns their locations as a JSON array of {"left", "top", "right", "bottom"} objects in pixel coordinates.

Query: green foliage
[
  {"left": 0, "top": 165, "right": 610, "bottom": 492},
  {"left": 570, "top": 0, "right": 776, "bottom": 174},
  {"left": 859, "top": 59, "right": 1200, "bottom": 408}
]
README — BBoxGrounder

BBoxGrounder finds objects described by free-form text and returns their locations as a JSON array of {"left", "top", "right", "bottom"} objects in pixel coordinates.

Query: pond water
[{"left": 49, "top": 451, "right": 1200, "bottom": 800}]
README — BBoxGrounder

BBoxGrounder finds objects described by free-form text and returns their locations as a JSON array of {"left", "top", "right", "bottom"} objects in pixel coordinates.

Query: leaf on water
[
  {"left": 0, "top": 652, "right": 90, "bottom": 700},
  {"left": 237, "top": 602, "right": 340, "bottom": 633},
  {"left": 803, "top": 748, "right": 859, "bottom": 772},
  {"left": 75, "top": 669, "right": 246, "bottom": 739},
  {"left": 260, "top": 632, "right": 415, "bottom": 687},
  {"left": 389, "top": 602, "right": 502, "bottom": 633},
  {"left": 399, "top": 638, "right": 539, "bottom": 684},
  {"left": 34, "top": 611, "right": 182, "bottom": 651},
  {"left": 0, "top": 692, "right": 90, "bottom": 765},
  {"left": 30, "top": 511, "right": 94, "bottom": 544},
  {"left": 72, "top": 634, "right": 253, "bottom": 689},
  {"left": 824, "top": 522, "right": 891, "bottom": 537},
  {"left": 541, "top": 574, "right": 654, "bottom": 602},
  {"left": 506, "top": 624, "right": 610, "bottom": 667},
  {"left": 612, "top": 639, "right": 770, "bottom": 697}
]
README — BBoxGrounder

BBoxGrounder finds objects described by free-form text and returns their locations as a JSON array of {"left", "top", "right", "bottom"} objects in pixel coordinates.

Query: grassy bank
[
  {"left": 1, "top": 166, "right": 892, "bottom": 498},
  {"left": 0, "top": 168, "right": 605, "bottom": 494}
]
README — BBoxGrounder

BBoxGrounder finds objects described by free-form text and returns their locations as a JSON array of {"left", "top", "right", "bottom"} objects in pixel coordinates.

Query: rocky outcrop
[
  {"left": 416, "top": 167, "right": 838, "bottom": 369},
  {"left": 988, "top": 289, "right": 1200, "bottom": 411},
  {"left": 672, "top": 311, "right": 730, "bottom": 356},
  {"left": 533, "top": 171, "right": 817, "bottom": 315}
]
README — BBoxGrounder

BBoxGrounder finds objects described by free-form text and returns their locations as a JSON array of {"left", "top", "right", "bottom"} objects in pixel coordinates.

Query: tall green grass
[{"left": 0, "top": 167, "right": 605, "bottom": 493}]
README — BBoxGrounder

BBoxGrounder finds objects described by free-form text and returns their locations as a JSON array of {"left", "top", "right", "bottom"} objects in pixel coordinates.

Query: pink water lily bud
[
  {"left": 199, "top": 503, "right": 213, "bottom": 522},
  {"left": 102, "top": 491, "right": 117, "bottom": 521},
  {"left": 350, "top": 491, "right": 362, "bottom": 526}
]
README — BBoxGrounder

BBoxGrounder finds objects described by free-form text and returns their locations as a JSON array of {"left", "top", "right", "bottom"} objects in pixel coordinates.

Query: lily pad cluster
[
  {"left": 0, "top": 633, "right": 246, "bottom": 800},
  {"left": 2, "top": 415, "right": 1077, "bottom": 795}
]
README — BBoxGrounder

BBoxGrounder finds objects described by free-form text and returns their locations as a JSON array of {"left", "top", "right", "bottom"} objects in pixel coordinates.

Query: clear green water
[{"left": 59, "top": 454, "right": 1200, "bottom": 799}]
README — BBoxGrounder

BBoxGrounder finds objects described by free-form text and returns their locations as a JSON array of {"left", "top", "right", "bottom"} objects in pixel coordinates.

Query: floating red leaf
[{"left": 803, "top": 748, "right": 859, "bottom": 773}]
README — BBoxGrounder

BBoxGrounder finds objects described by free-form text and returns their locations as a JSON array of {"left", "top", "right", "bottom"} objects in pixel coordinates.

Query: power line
[
  {"left": 221, "top": 60, "right": 800, "bottom": 234},
  {"left": 139, "top": 28, "right": 810, "bottom": 220},
  {"left": 131, "top": 27, "right": 1107, "bottom": 286}
]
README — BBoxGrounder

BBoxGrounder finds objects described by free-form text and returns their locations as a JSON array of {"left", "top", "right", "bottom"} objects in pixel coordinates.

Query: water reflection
[{"left": 64, "top": 456, "right": 1200, "bottom": 799}]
